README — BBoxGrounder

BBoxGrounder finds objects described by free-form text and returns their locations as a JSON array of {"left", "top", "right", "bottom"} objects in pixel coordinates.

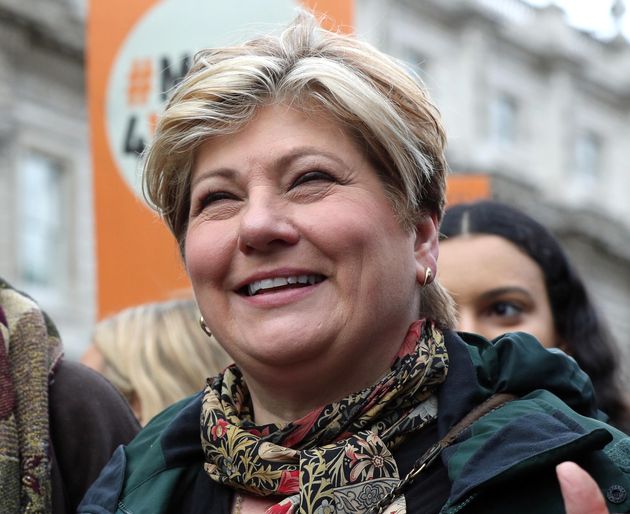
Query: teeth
[
  {"left": 246, "top": 275, "right": 323, "bottom": 296},
  {"left": 261, "top": 278, "right": 275, "bottom": 289},
  {"left": 272, "top": 277, "right": 286, "bottom": 288}
]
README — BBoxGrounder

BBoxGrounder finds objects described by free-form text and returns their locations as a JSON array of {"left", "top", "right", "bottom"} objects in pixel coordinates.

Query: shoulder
[
  {"left": 78, "top": 393, "right": 204, "bottom": 514},
  {"left": 49, "top": 360, "right": 140, "bottom": 512},
  {"left": 445, "top": 329, "right": 599, "bottom": 416},
  {"left": 439, "top": 331, "right": 630, "bottom": 513},
  {"left": 127, "top": 390, "right": 204, "bottom": 466},
  {"left": 50, "top": 359, "right": 140, "bottom": 439},
  {"left": 444, "top": 393, "right": 630, "bottom": 513}
]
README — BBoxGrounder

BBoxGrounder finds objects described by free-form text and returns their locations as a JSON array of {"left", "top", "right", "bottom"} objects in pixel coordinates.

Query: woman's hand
[{"left": 557, "top": 461, "right": 609, "bottom": 514}]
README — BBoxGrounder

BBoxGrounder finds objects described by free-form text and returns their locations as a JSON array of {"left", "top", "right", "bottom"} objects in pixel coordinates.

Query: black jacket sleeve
[{"left": 48, "top": 359, "right": 140, "bottom": 513}]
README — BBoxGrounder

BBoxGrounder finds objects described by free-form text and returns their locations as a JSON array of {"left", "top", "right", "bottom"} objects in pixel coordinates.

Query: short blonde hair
[
  {"left": 91, "top": 299, "right": 232, "bottom": 424},
  {"left": 143, "top": 11, "right": 454, "bottom": 327}
]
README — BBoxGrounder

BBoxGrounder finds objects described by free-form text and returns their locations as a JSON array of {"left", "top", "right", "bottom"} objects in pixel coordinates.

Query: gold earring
[
  {"left": 422, "top": 268, "right": 432, "bottom": 287},
  {"left": 199, "top": 316, "right": 212, "bottom": 337}
]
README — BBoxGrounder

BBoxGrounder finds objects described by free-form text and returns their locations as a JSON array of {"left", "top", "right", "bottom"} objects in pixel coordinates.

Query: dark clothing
[
  {"left": 49, "top": 359, "right": 140, "bottom": 514},
  {"left": 79, "top": 330, "right": 630, "bottom": 513},
  {"left": 173, "top": 417, "right": 449, "bottom": 514}
]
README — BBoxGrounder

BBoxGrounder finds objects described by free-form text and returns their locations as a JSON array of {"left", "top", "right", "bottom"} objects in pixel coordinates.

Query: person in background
[
  {"left": 439, "top": 199, "right": 630, "bottom": 433},
  {"left": 80, "top": 13, "right": 629, "bottom": 514},
  {"left": 82, "top": 298, "right": 232, "bottom": 425},
  {"left": 0, "top": 277, "right": 139, "bottom": 514}
]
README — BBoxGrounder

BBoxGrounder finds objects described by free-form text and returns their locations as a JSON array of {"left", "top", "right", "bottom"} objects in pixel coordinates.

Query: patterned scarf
[
  {"left": 200, "top": 319, "right": 448, "bottom": 513},
  {"left": 0, "top": 278, "right": 63, "bottom": 514}
]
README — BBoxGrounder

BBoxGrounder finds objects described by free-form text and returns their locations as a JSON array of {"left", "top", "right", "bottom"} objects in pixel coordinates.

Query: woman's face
[
  {"left": 438, "top": 234, "right": 560, "bottom": 348},
  {"left": 185, "top": 104, "right": 437, "bottom": 386}
]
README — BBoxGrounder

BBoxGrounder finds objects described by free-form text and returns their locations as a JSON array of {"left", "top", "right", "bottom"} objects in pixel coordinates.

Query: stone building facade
[
  {"left": 0, "top": 0, "right": 92, "bottom": 357},
  {"left": 356, "top": 0, "right": 630, "bottom": 373}
]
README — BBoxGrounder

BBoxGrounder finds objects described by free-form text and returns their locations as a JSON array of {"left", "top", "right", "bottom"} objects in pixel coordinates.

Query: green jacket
[
  {"left": 79, "top": 330, "right": 630, "bottom": 513},
  {"left": 440, "top": 332, "right": 630, "bottom": 513}
]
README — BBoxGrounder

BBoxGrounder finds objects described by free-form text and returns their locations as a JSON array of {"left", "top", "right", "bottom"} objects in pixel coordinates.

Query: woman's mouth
[{"left": 240, "top": 274, "right": 326, "bottom": 296}]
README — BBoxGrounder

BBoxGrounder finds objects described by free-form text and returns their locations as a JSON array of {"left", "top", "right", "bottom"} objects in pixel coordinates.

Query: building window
[
  {"left": 17, "top": 151, "right": 69, "bottom": 292},
  {"left": 489, "top": 93, "right": 518, "bottom": 147},
  {"left": 574, "top": 131, "right": 602, "bottom": 183}
]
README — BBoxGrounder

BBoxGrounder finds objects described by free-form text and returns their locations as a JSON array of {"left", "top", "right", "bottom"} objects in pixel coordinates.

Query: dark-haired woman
[{"left": 440, "top": 199, "right": 630, "bottom": 433}]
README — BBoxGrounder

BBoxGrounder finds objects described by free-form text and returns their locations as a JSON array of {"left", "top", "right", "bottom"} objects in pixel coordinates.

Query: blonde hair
[
  {"left": 142, "top": 11, "right": 455, "bottom": 327},
  {"left": 91, "top": 299, "right": 232, "bottom": 424}
]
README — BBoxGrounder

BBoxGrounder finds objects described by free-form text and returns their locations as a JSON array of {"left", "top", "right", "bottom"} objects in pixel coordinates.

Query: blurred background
[{"left": 0, "top": 0, "right": 628, "bottom": 375}]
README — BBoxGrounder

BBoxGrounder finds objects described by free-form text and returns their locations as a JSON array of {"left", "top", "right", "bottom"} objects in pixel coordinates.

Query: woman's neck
[
  {"left": 235, "top": 319, "right": 417, "bottom": 425},
  {"left": 247, "top": 384, "right": 319, "bottom": 425},
  {"left": 242, "top": 359, "right": 392, "bottom": 425}
]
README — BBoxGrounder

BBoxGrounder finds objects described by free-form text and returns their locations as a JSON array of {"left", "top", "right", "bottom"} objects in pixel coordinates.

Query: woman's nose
[{"left": 237, "top": 193, "right": 299, "bottom": 253}]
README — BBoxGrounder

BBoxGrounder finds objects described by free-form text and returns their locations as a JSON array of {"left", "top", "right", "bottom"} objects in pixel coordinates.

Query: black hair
[{"left": 440, "top": 199, "right": 630, "bottom": 432}]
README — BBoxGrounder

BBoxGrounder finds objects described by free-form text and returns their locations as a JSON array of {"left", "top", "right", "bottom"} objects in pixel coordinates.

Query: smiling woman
[
  {"left": 184, "top": 105, "right": 432, "bottom": 419},
  {"left": 79, "top": 11, "right": 630, "bottom": 514}
]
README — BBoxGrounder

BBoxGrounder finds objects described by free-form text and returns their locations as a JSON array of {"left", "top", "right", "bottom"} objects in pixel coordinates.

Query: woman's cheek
[
  {"left": 185, "top": 225, "right": 235, "bottom": 282},
  {"left": 184, "top": 228, "right": 213, "bottom": 279}
]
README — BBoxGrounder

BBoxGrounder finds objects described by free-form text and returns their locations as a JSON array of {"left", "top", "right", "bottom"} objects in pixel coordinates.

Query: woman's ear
[{"left": 414, "top": 213, "right": 440, "bottom": 285}]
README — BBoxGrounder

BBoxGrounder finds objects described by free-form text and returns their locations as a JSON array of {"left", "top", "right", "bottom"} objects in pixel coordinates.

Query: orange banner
[{"left": 446, "top": 174, "right": 492, "bottom": 206}]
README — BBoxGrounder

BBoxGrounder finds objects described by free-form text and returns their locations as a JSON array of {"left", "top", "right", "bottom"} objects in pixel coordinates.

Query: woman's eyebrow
[
  {"left": 479, "top": 286, "right": 533, "bottom": 302},
  {"left": 192, "top": 146, "right": 350, "bottom": 188},
  {"left": 191, "top": 168, "right": 237, "bottom": 188},
  {"left": 274, "top": 146, "right": 349, "bottom": 170}
]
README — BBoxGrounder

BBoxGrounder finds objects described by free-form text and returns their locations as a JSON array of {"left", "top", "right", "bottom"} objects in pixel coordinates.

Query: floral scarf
[{"left": 200, "top": 319, "right": 448, "bottom": 513}]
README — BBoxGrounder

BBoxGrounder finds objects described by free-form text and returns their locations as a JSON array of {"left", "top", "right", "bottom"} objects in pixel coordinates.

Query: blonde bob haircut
[{"left": 143, "top": 11, "right": 455, "bottom": 327}]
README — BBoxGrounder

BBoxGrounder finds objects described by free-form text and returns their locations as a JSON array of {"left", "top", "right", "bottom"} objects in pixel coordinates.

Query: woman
[
  {"left": 82, "top": 298, "right": 232, "bottom": 425},
  {"left": 439, "top": 200, "right": 630, "bottom": 433},
  {"left": 80, "top": 13, "right": 629, "bottom": 514}
]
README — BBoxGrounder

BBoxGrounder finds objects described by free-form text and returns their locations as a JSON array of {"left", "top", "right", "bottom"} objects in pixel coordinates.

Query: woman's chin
[
  {"left": 247, "top": 338, "right": 328, "bottom": 368},
  {"left": 234, "top": 327, "right": 338, "bottom": 374}
]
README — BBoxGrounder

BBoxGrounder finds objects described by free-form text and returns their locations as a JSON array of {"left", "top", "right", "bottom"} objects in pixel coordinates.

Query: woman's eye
[
  {"left": 290, "top": 170, "right": 335, "bottom": 188},
  {"left": 200, "top": 191, "right": 236, "bottom": 207},
  {"left": 488, "top": 301, "right": 523, "bottom": 318},
  {"left": 192, "top": 190, "right": 241, "bottom": 219}
]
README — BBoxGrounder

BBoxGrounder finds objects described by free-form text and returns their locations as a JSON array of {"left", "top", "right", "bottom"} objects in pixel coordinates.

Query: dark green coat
[
  {"left": 79, "top": 330, "right": 630, "bottom": 513},
  {"left": 440, "top": 332, "right": 630, "bottom": 513}
]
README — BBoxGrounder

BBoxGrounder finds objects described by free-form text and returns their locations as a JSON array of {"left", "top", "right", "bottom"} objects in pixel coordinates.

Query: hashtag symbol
[{"left": 127, "top": 59, "right": 153, "bottom": 106}]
